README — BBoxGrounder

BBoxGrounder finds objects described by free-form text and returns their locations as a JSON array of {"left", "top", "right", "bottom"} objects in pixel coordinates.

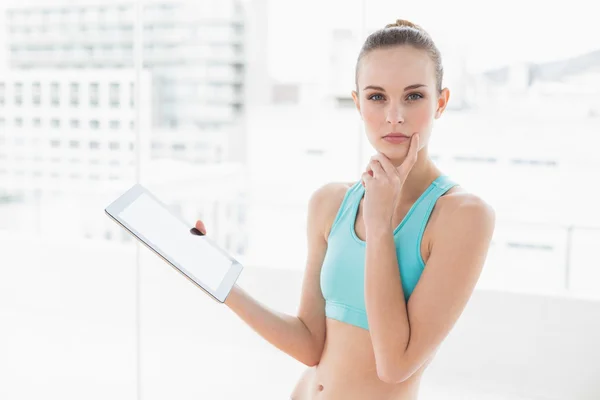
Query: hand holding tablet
[{"left": 104, "top": 184, "right": 243, "bottom": 303}]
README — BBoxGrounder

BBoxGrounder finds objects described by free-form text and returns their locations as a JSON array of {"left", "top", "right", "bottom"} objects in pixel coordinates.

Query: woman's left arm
[{"left": 365, "top": 196, "right": 495, "bottom": 384}]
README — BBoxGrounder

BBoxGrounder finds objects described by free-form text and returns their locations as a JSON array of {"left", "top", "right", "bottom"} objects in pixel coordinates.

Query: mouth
[
  {"left": 382, "top": 132, "right": 410, "bottom": 144},
  {"left": 383, "top": 132, "right": 409, "bottom": 138}
]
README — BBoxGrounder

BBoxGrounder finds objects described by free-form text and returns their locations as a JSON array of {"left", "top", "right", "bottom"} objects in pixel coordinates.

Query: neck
[{"left": 394, "top": 145, "right": 441, "bottom": 204}]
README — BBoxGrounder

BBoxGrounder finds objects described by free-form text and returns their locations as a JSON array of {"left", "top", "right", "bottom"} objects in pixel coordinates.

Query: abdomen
[{"left": 290, "top": 318, "right": 427, "bottom": 399}]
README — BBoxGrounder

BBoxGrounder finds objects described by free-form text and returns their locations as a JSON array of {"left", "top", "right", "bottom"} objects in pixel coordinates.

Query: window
[
  {"left": 511, "top": 158, "right": 558, "bottom": 167},
  {"left": 70, "top": 119, "right": 80, "bottom": 129},
  {"left": 89, "top": 83, "right": 99, "bottom": 107},
  {"left": 51, "top": 119, "right": 60, "bottom": 128},
  {"left": 0, "top": 83, "right": 5, "bottom": 105},
  {"left": 14, "top": 82, "right": 23, "bottom": 106},
  {"left": 50, "top": 82, "right": 60, "bottom": 106},
  {"left": 454, "top": 156, "right": 498, "bottom": 163},
  {"left": 129, "top": 82, "right": 134, "bottom": 107},
  {"left": 69, "top": 140, "right": 80, "bottom": 149},
  {"left": 15, "top": 118, "right": 23, "bottom": 127},
  {"left": 32, "top": 82, "right": 41, "bottom": 106},
  {"left": 89, "top": 120, "right": 99, "bottom": 129},
  {"left": 33, "top": 118, "right": 41, "bottom": 127},
  {"left": 51, "top": 140, "right": 61, "bottom": 148},
  {"left": 70, "top": 83, "right": 79, "bottom": 107},
  {"left": 109, "top": 120, "right": 120, "bottom": 130},
  {"left": 109, "top": 83, "right": 120, "bottom": 107},
  {"left": 89, "top": 141, "right": 100, "bottom": 150},
  {"left": 109, "top": 142, "right": 120, "bottom": 150},
  {"left": 507, "top": 242, "right": 554, "bottom": 251}
]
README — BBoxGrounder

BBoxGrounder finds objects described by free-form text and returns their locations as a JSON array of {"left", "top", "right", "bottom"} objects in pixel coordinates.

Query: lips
[
  {"left": 382, "top": 133, "right": 410, "bottom": 144},
  {"left": 384, "top": 132, "right": 409, "bottom": 138}
]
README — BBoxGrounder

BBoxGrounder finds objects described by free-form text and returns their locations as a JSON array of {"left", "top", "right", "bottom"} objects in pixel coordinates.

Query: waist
[{"left": 310, "top": 318, "right": 423, "bottom": 398}]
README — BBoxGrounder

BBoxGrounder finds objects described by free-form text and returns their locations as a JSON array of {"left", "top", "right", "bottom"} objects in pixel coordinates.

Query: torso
[{"left": 290, "top": 180, "right": 465, "bottom": 400}]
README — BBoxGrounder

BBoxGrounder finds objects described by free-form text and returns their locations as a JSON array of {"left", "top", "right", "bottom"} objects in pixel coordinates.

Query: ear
[
  {"left": 434, "top": 87, "right": 450, "bottom": 119},
  {"left": 351, "top": 90, "right": 362, "bottom": 116}
]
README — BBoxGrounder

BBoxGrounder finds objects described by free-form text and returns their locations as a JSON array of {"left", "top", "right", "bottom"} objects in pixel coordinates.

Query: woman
[{"left": 194, "top": 19, "right": 495, "bottom": 400}]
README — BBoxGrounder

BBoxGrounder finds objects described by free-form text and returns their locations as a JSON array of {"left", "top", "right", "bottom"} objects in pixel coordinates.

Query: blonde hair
[
  {"left": 355, "top": 19, "right": 443, "bottom": 93},
  {"left": 384, "top": 19, "right": 423, "bottom": 30}
]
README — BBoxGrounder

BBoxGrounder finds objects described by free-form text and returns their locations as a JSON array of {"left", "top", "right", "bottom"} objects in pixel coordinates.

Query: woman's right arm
[{"left": 223, "top": 183, "right": 346, "bottom": 367}]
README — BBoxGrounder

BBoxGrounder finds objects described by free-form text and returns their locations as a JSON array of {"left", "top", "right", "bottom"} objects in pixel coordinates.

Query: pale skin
[{"left": 195, "top": 45, "right": 496, "bottom": 399}]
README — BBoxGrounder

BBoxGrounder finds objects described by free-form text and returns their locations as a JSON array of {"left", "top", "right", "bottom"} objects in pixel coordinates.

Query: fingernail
[{"left": 190, "top": 227, "right": 205, "bottom": 236}]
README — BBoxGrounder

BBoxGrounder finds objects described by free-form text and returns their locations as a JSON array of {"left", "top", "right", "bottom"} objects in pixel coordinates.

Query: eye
[
  {"left": 367, "top": 93, "right": 385, "bottom": 101},
  {"left": 407, "top": 93, "right": 423, "bottom": 101}
]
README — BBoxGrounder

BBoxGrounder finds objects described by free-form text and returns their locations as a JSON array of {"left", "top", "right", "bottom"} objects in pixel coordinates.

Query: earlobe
[
  {"left": 351, "top": 90, "right": 361, "bottom": 114},
  {"left": 435, "top": 88, "right": 450, "bottom": 119}
]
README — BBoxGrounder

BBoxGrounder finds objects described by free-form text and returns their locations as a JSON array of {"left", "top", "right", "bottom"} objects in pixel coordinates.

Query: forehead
[{"left": 359, "top": 46, "right": 435, "bottom": 89}]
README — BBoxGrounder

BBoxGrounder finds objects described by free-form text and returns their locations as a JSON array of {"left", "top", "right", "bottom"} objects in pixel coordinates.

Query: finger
[
  {"left": 369, "top": 159, "right": 385, "bottom": 178},
  {"left": 361, "top": 171, "right": 373, "bottom": 187},
  {"left": 364, "top": 163, "right": 373, "bottom": 177},
  {"left": 397, "top": 134, "right": 420, "bottom": 178},
  {"left": 370, "top": 153, "right": 396, "bottom": 176},
  {"left": 194, "top": 220, "right": 207, "bottom": 235}
]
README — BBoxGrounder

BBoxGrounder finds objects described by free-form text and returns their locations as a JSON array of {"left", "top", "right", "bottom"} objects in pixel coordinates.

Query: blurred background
[{"left": 1, "top": 0, "right": 599, "bottom": 399}]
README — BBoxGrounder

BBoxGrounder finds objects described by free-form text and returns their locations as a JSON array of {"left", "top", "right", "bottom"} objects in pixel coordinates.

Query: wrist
[
  {"left": 365, "top": 223, "right": 394, "bottom": 239},
  {"left": 224, "top": 284, "right": 241, "bottom": 308}
]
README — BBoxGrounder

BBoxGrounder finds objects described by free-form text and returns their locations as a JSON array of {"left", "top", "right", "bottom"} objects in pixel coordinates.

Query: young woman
[{"left": 194, "top": 19, "right": 495, "bottom": 400}]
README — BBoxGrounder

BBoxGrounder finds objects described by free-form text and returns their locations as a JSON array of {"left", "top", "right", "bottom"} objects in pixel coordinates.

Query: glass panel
[{"left": 0, "top": 2, "right": 138, "bottom": 398}]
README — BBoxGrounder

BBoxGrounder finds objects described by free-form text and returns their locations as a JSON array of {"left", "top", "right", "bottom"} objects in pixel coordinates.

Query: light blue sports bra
[{"left": 320, "top": 175, "right": 458, "bottom": 331}]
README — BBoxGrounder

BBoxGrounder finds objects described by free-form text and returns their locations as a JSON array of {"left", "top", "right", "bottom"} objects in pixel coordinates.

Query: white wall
[{"left": 422, "top": 289, "right": 600, "bottom": 399}]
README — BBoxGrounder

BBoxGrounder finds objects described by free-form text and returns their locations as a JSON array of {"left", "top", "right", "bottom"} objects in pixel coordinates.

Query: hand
[
  {"left": 361, "top": 134, "right": 420, "bottom": 234},
  {"left": 190, "top": 219, "right": 207, "bottom": 236}
]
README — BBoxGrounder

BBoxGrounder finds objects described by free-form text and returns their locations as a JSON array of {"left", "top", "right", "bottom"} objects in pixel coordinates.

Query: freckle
[{"left": 317, "top": 384, "right": 324, "bottom": 391}]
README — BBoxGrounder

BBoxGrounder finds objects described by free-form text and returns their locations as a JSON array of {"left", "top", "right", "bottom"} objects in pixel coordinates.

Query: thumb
[{"left": 193, "top": 220, "right": 207, "bottom": 235}]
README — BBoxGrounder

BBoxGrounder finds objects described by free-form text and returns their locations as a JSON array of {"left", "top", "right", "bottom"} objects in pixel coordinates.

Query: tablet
[{"left": 104, "top": 183, "right": 243, "bottom": 303}]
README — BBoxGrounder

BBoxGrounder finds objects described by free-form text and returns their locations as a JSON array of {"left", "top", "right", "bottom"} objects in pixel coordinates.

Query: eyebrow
[{"left": 362, "top": 84, "right": 427, "bottom": 91}]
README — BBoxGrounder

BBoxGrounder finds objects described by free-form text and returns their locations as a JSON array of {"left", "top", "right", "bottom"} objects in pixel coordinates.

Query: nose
[{"left": 386, "top": 102, "right": 404, "bottom": 125}]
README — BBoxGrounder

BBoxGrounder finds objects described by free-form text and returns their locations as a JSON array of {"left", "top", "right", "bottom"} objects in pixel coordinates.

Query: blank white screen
[{"left": 119, "top": 193, "right": 231, "bottom": 292}]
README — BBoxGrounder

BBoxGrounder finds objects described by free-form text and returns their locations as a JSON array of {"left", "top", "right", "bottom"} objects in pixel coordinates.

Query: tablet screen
[{"left": 118, "top": 192, "right": 231, "bottom": 292}]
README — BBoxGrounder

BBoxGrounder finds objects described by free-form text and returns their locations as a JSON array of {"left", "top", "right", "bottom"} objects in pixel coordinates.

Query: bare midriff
[{"left": 290, "top": 318, "right": 434, "bottom": 400}]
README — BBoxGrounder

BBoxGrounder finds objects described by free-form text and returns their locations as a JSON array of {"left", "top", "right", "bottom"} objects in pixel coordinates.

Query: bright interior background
[{"left": 1, "top": 0, "right": 599, "bottom": 399}]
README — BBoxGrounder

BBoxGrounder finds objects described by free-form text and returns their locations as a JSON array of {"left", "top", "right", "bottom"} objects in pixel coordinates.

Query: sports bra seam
[
  {"left": 415, "top": 182, "right": 458, "bottom": 268},
  {"left": 326, "top": 300, "right": 366, "bottom": 315},
  {"left": 328, "top": 182, "right": 359, "bottom": 239}
]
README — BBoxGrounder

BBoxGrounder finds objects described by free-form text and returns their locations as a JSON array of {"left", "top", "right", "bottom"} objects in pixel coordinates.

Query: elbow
[
  {"left": 301, "top": 351, "right": 321, "bottom": 367},
  {"left": 376, "top": 364, "right": 413, "bottom": 385},
  {"left": 304, "top": 358, "right": 319, "bottom": 367},
  {"left": 296, "top": 350, "right": 320, "bottom": 367},
  {"left": 303, "top": 339, "right": 324, "bottom": 367}
]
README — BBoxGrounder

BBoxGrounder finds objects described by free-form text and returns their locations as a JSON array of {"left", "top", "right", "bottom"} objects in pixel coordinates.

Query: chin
[{"left": 376, "top": 149, "right": 406, "bottom": 166}]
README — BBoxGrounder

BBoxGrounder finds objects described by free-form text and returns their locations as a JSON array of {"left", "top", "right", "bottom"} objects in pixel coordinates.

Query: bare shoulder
[
  {"left": 435, "top": 187, "right": 496, "bottom": 233},
  {"left": 308, "top": 181, "right": 355, "bottom": 239}
]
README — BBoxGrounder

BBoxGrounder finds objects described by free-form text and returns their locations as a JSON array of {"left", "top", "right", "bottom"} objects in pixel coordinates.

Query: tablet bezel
[{"left": 104, "top": 183, "right": 243, "bottom": 303}]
